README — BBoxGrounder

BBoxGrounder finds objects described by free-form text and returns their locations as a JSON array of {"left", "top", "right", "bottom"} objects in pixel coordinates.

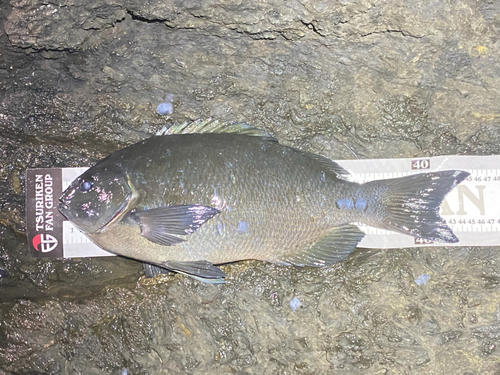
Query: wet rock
[{"left": 5, "top": 0, "right": 127, "bottom": 51}]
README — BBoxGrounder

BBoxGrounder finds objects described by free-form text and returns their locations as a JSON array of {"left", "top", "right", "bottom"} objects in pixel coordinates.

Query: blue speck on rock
[
  {"left": 156, "top": 102, "right": 173, "bottom": 115},
  {"left": 415, "top": 273, "right": 430, "bottom": 286},
  {"left": 290, "top": 296, "right": 302, "bottom": 311}
]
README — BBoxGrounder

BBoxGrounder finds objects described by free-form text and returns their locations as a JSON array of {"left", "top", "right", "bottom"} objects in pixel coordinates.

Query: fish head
[{"left": 58, "top": 165, "right": 133, "bottom": 234}]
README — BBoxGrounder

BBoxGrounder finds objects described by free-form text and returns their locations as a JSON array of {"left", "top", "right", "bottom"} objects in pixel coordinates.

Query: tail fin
[{"left": 363, "top": 170, "right": 469, "bottom": 243}]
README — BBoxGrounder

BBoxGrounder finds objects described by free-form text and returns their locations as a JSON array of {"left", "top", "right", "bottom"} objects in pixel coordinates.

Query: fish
[{"left": 58, "top": 119, "right": 470, "bottom": 283}]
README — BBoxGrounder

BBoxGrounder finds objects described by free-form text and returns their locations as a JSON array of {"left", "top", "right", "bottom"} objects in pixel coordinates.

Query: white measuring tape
[{"left": 57, "top": 155, "right": 499, "bottom": 258}]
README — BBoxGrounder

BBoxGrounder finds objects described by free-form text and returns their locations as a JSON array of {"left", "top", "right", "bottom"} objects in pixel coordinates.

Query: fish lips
[
  {"left": 58, "top": 193, "right": 75, "bottom": 221},
  {"left": 57, "top": 199, "right": 69, "bottom": 218}
]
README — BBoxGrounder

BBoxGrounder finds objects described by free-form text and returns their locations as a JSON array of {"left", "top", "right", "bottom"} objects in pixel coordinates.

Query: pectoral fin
[
  {"left": 163, "top": 260, "right": 226, "bottom": 284},
  {"left": 133, "top": 205, "right": 220, "bottom": 246},
  {"left": 279, "top": 225, "right": 365, "bottom": 267}
]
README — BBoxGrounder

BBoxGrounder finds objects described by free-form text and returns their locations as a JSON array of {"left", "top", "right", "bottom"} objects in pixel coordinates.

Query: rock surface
[{"left": 1, "top": 0, "right": 500, "bottom": 373}]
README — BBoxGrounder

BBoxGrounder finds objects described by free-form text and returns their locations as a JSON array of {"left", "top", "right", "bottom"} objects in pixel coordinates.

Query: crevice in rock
[
  {"left": 300, "top": 20, "right": 326, "bottom": 37},
  {"left": 361, "top": 29, "right": 424, "bottom": 39},
  {"left": 126, "top": 9, "right": 169, "bottom": 24}
]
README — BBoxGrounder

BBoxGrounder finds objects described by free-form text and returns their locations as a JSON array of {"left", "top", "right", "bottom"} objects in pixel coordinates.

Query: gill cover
[{"left": 58, "top": 165, "right": 136, "bottom": 234}]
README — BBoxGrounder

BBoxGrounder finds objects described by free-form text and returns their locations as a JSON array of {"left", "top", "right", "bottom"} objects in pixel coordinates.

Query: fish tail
[{"left": 362, "top": 170, "right": 469, "bottom": 243}]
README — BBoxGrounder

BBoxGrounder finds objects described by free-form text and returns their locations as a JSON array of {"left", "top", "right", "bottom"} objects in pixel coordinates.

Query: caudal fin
[{"left": 363, "top": 170, "right": 469, "bottom": 243}]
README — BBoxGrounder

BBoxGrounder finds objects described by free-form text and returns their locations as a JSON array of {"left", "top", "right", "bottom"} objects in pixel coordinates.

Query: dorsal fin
[
  {"left": 306, "top": 153, "right": 350, "bottom": 177},
  {"left": 157, "top": 119, "right": 277, "bottom": 141}
]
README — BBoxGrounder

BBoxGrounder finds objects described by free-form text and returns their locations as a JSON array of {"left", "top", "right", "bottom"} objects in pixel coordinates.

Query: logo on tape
[
  {"left": 32, "top": 233, "right": 59, "bottom": 253},
  {"left": 28, "top": 171, "right": 62, "bottom": 256}
]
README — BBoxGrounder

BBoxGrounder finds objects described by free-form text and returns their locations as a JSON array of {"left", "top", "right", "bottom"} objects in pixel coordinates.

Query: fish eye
[{"left": 80, "top": 180, "right": 93, "bottom": 192}]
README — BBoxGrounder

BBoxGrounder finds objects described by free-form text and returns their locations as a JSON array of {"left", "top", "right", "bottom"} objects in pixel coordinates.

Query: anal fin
[{"left": 279, "top": 225, "right": 365, "bottom": 267}]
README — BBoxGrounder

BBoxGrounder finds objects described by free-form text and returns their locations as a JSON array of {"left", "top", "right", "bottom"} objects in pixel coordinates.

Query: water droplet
[{"left": 415, "top": 273, "right": 430, "bottom": 286}]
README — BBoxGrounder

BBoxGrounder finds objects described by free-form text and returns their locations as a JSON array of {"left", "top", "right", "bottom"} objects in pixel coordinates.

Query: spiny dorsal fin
[{"left": 157, "top": 119, "right": 277, "bottom": 141}]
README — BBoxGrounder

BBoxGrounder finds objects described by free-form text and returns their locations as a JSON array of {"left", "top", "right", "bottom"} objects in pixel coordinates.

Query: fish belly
[{"left": 87, "top": 195, "right": 348, "bottom": 265}]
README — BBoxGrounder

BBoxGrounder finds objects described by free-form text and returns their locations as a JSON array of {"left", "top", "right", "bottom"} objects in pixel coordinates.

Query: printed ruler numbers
[
  {"left": 442, "top": 168, "right": 500, "bottom": 235},
  {"left": 411, "top": 159, "right": 430, "bottom": 170}
]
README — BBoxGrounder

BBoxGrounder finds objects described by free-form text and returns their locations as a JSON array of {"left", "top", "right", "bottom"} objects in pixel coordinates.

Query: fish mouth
[
  {"left": 58, "top": 200, "right": 69, "bottom": 218},
  {"left": 58, "top": 194, "right": 72, "bottom": 218}
]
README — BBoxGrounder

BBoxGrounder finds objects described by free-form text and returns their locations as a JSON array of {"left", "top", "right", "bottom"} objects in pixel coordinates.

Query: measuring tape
[{"left": 56, "top": 155, "right": 499, "bottom": 258}]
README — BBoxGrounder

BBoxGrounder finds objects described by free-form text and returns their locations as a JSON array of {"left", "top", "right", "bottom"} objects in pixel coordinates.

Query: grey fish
[{"left": 58, "top": 120, "right": 469, "bottom": 283}]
